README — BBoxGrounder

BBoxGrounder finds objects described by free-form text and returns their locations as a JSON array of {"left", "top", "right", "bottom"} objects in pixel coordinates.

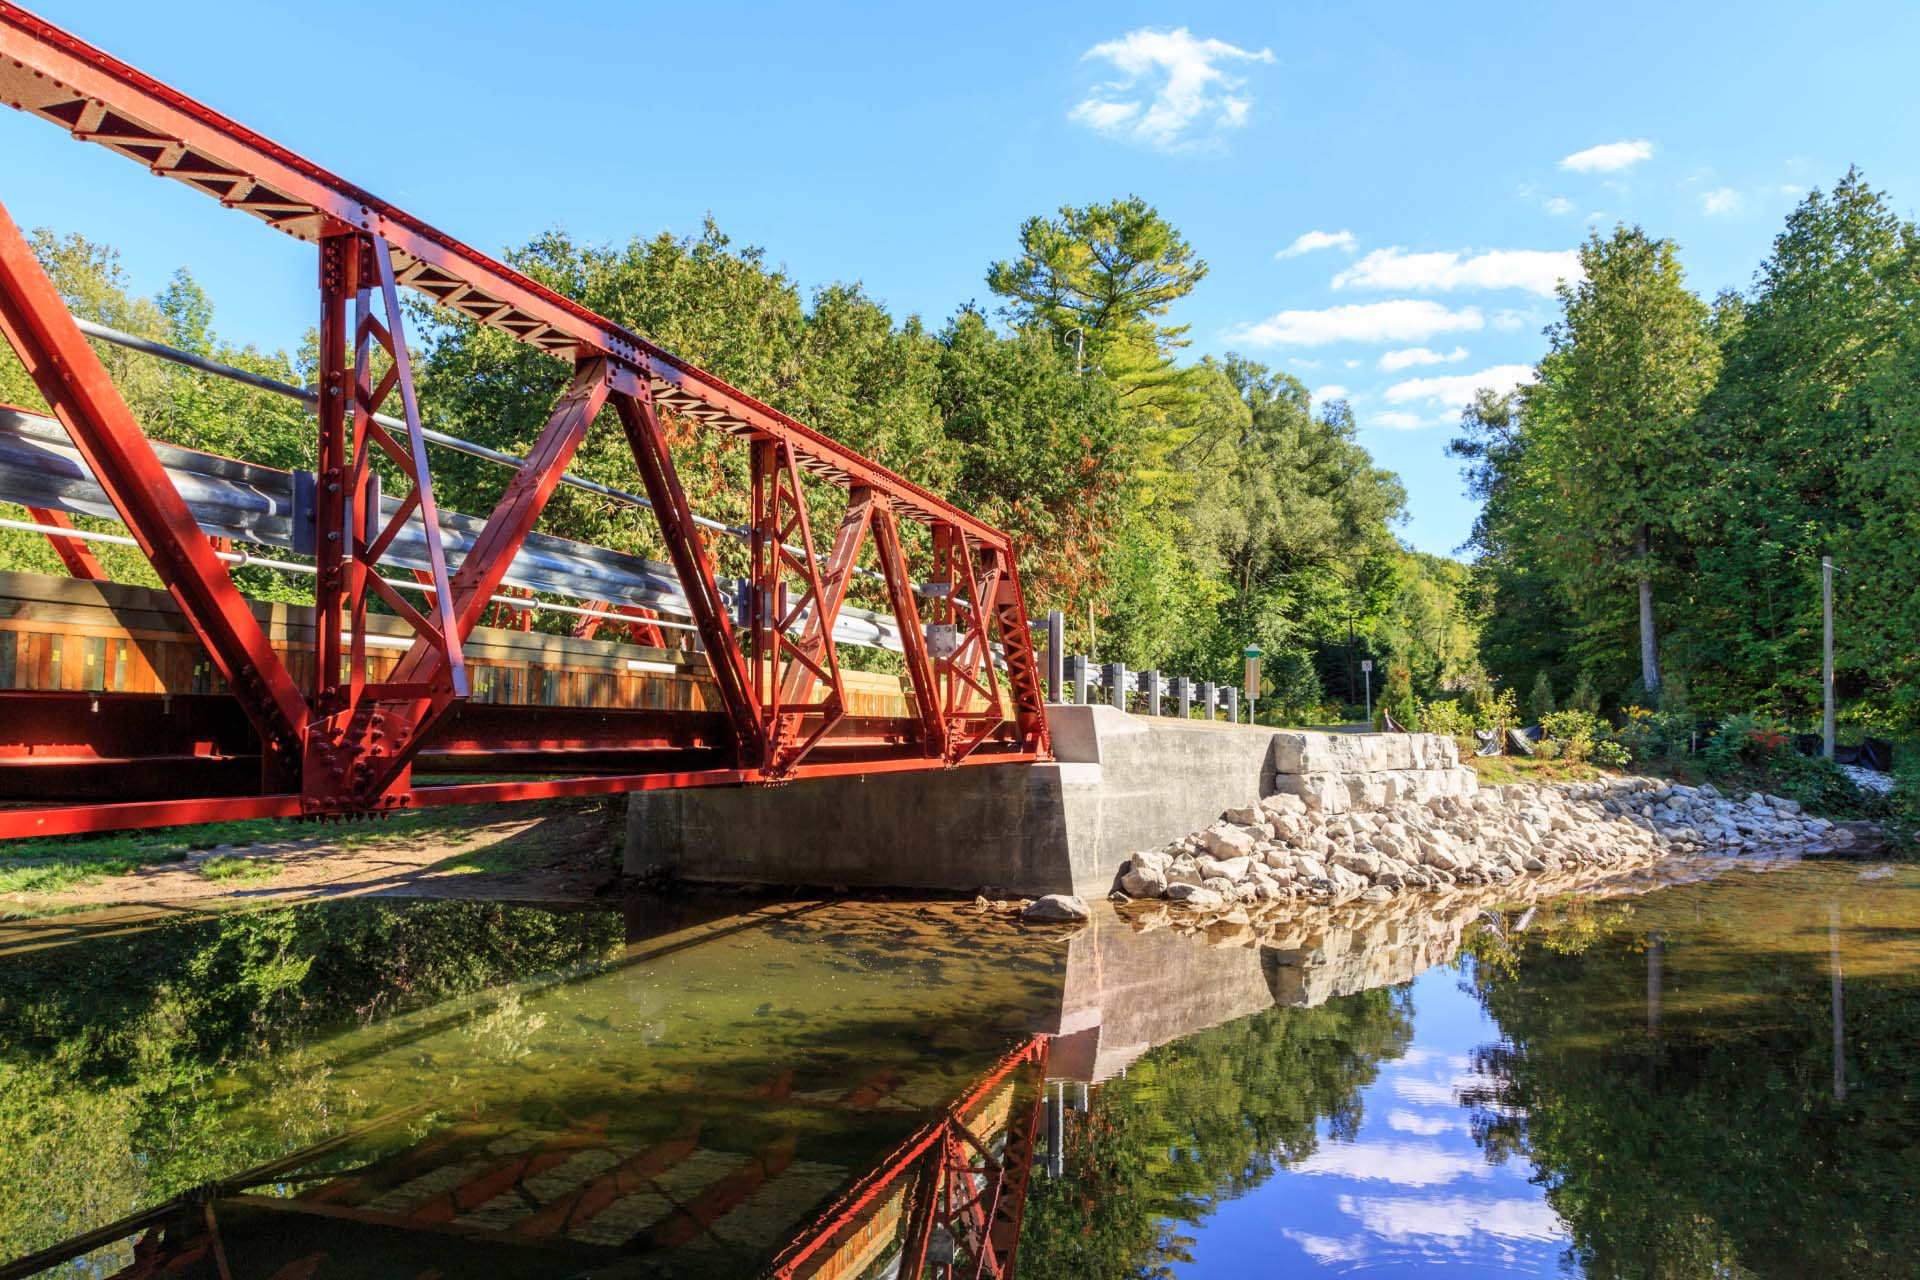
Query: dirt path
[{"left": 3, "top": 800, "right": 624, "bottom": 913}]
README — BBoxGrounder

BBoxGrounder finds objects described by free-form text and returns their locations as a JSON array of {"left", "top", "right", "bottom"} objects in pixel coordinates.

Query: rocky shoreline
[{"left": 1113, "top": 774, "right": 1855, "bottom": 915}]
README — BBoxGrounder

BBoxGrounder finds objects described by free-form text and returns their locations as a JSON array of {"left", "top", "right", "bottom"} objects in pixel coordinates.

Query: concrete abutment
[{"left": 624, "top": 707, "right": 1469, "bottom": 898}]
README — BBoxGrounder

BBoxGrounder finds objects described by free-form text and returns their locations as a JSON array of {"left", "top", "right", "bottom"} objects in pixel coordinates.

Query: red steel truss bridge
[{"left": 0, "top": 5, "right": 1051, "bottom": 840}]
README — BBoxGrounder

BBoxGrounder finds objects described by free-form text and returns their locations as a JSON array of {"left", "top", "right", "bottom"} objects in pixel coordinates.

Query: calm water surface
[{"left": 1, "top": 858, "right": 1915, "bottom": 1278}]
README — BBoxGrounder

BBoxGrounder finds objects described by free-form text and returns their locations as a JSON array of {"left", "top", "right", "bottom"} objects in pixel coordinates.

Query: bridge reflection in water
[{"left": 1, "top": 865, "right": 1697, "bottom": 1279}]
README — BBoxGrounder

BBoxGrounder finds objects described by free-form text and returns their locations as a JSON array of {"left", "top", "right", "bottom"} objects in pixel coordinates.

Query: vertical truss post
[
  {"left": 300, "top": 233, "right": 475, "bottom": 811},
  {"left": 312, "top": 231, "right": 351, "bottom": 720},
  {"left": 0, "top": 195, "right": 307, "bottom": 785},
  {"left": 25, "top": 506, "right": 105, "bottom": 579},
  {"left": 614, "top": 386, "right": 763, "bottom": 767},
  {"left": 871, "top": 498, "right": 944, "bottom": 759}
]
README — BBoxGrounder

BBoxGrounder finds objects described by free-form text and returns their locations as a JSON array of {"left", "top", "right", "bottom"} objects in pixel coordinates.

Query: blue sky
[{"left": 5, "top": 0, "right": 1918, "bottom": 556}]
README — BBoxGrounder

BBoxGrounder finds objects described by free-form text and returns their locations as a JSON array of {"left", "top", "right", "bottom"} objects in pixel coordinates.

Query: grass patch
[
  {"left": 0, "top": 802, "right": 512, "bottom": 899},
  {"left": 1469, "top": 754, "right": 1614, "bottom": 787},
  {"left": 198, "top": 855, "right": 280, "bottom": 883}
]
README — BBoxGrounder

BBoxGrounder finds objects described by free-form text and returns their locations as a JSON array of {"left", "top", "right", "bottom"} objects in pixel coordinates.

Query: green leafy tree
[{"left": 1527, "top": 226, "right": 1721, "bottom": 700}]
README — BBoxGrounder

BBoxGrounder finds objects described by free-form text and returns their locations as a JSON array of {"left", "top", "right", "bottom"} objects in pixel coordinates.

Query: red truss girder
[{"left": 0, "top": 4, "right": 1051, "bottom": 834}]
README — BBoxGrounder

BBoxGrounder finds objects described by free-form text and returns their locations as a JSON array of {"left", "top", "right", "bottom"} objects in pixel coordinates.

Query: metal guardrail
[{"left": 1025, "top": 610, "right": 1247, "bottom": 723}]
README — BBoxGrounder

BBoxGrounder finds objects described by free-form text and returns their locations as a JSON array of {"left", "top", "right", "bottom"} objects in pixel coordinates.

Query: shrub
[
  {"left": 1765, "top": 751, "right": 1866, "bottom": 816},
  {"left": 1591, "top": 739, "right": 1632, "bottom": 769},
  {"left": 1417, "top": 697, "right": 1478, "bottom": 754},
  {"left": 1541, "top": 709, "right": 1607, "bottom": 764},
  {"left": 1704, "top": 712, "right": 1792, "bottom": 772},
  {"left": 1614, "top": 705, "right": 1695, "bottom": 764},
  {"left": 1469, "top": 686, "right": 1520, "bottom": 734},
  {"left": 1533, "top": 739, "right": 1564, "bottom": 760}
]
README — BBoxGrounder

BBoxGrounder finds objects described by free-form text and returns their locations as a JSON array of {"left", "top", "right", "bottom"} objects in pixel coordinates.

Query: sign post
[
  {"left": 1243, "top": 644, "right": 1263, "bottom": 725},
  {"left": 1361, "top": 658, "right": 1374, "bottom": 728}
]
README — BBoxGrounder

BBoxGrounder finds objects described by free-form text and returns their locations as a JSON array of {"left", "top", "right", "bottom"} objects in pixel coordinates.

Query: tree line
[
  {"left": 1454, "top": 168, "right": 1920, "bottom": 731},
  {"left": 0, "top": 200, "right": 1465, "bottom": 719}
]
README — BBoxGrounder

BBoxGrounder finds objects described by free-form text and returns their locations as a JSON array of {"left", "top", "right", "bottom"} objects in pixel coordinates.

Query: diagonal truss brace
[{"left": 750, "top": 440, "right": 857, "bottom": 775}]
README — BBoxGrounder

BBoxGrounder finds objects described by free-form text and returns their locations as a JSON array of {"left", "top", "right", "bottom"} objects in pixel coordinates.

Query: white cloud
[
  {"left": 1385, "top": 363, "right": 1537, "bottom": 411},
  {"left": 1070, "top": 27, "right": 1273, "bottom": 151},
  {"left": 1779, "top": 183, "right": 1808, "bottom": 196},
  {"left": 1560, "top": 139, "right": 1653, "bottom": 172},
  {"left": 1339, "top": 1194, "right": 1569, "bottom": 1245},
  {"left": 1282, "top": 1231, "right": 1369, "bottom": 1264},
  {"left": 1333, "top": 247, "right": 1580, "bottom": 296},
  {"left": 1278, "top": 228, "right": 1358, "bottom": 258},
  {"left": 1491, "top": 308, "right": 1534, "bottom": 331},
  {"left": 1387, "top": 1109, "right": 1469, "bottom": 1136},
  {"left": 1225, "top": 300, "right": 1483, "bottom": 347},
  {"left": 1544, "top": 196, "right": 1575, "bottom": 215},
  {"left": 1293, "top": 1140, "right": 1487, "bottom": 1188},
  {"left": 1379, "top": 345, "right": 1469, "bottom": 372},
  {"left": 1370, "top": 410, "right": 1435, "bottom": 431},
  {"left": 1701, "top": 186, "right": 1745, "bottom": 216},
  {"left": 1068, "top": 100, "right": 1140, "bottom": 131},
  {"left": 1312, "top": 384, "right": 1350, "bottom": 404}
]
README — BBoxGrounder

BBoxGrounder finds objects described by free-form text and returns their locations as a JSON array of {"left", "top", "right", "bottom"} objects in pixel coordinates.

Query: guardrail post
[
  {"left": 1045, "top": 610, "right": 1064, "bottom": 702},
  {"left": 1069, "top": 655, "right": 1092, "bottom": 705},
  {"left": 1202, "top": 681, "right": 1217, "bottom": 720},
  {"left": 1105, "top": 662, "right": 1127, "bottom": 711},
  {"left": 1226, "top": 686, "right": 1240, "bottom": 723},
  {"left": 1172, "top": 677, "right": 1191, "bottom": 718},
  {"left": 1145, "top": 669, "right": 1161, "bottom": 716}
]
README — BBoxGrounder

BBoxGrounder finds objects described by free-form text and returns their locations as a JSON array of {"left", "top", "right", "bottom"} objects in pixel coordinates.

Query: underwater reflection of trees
[
  {"left": 1015, "top": 987, "right": 1413, "bottom": 1280},
  {"left": 1460, "top": 899, "right": 1920, "bottom": 1279},
  {"left": 0, "top": 900, "right": 622, "bottom": 1263}
]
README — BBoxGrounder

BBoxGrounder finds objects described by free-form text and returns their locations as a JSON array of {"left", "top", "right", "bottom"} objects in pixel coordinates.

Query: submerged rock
[{"left": 1022, "top": 894, "right": 1091, "bottom": 923}]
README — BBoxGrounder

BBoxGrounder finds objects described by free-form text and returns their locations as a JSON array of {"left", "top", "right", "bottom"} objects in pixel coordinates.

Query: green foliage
[
  {"left": 1469, "top": 684, "right": 1520, "bottom": 733},
  {"left": 1590, "top": 739, "right": 1632, "bottom": 769},
  {"left": 1613, "top": 706, "right": 1695, "bottom": 766},
  {"left": 1379, "top": 662, "right": 1416, "bottom": 729},
  {"left": 1456, "top": 170, "right": 1920, "bottom": 731},
  {"left": 1567, "top": 671, "right": 1601, "bottom": 715},
  {"left": 1260, "top": 648, "right": 1325, "bottom": 723},
  {"left": 1541, "top": 709, "right": 1607, "bottom": 763},
  {"left": 1528, "top": 669, "right": 1556, "bottom": 722},
  {"left": 1416, "top": 695, "right": 1475, "bottom": 752}
]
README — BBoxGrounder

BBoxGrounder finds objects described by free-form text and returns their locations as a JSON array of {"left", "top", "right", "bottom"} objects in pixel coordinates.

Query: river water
[{"left": 1, "top": 856, "right": 1916, "bottom": 1278}]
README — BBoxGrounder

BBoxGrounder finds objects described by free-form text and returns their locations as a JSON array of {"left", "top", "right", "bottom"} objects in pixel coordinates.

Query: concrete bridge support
[{"left": 625, "top": 705, "right": 1282, "bottom": 898}]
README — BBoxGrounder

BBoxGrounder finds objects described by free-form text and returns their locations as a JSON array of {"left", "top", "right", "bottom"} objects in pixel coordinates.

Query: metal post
[
  {"left": 1174, "top": 677, "right": 1192, "bottom": 719},
  {"left": 1202, "top": 682, "right": 1217, "bottom": 720},
  {"left": 1362, "top": 659, "right": 1373, "bottom": 727},
  {"left": 1070, "top": 655, "right": 1092, "bottom": 705},
  {"left": 1046, "top": 1081, "right": 1065, "bottom": 1179},
  {"left": 1822, "top": 556, "right": 1835, "bottom": 760},
  {"left": 1226, "top": 687, "right": 1239, "bottom": 723},
  {"left": 1146, "top": 669, "right": 1161, "bottom": 717},
  {"left": 1046, "top": 609, "right": 1065, "bottom": 703},
  {"left": 1105, "top": 662, "right": 1127, "bottom": 711}
]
